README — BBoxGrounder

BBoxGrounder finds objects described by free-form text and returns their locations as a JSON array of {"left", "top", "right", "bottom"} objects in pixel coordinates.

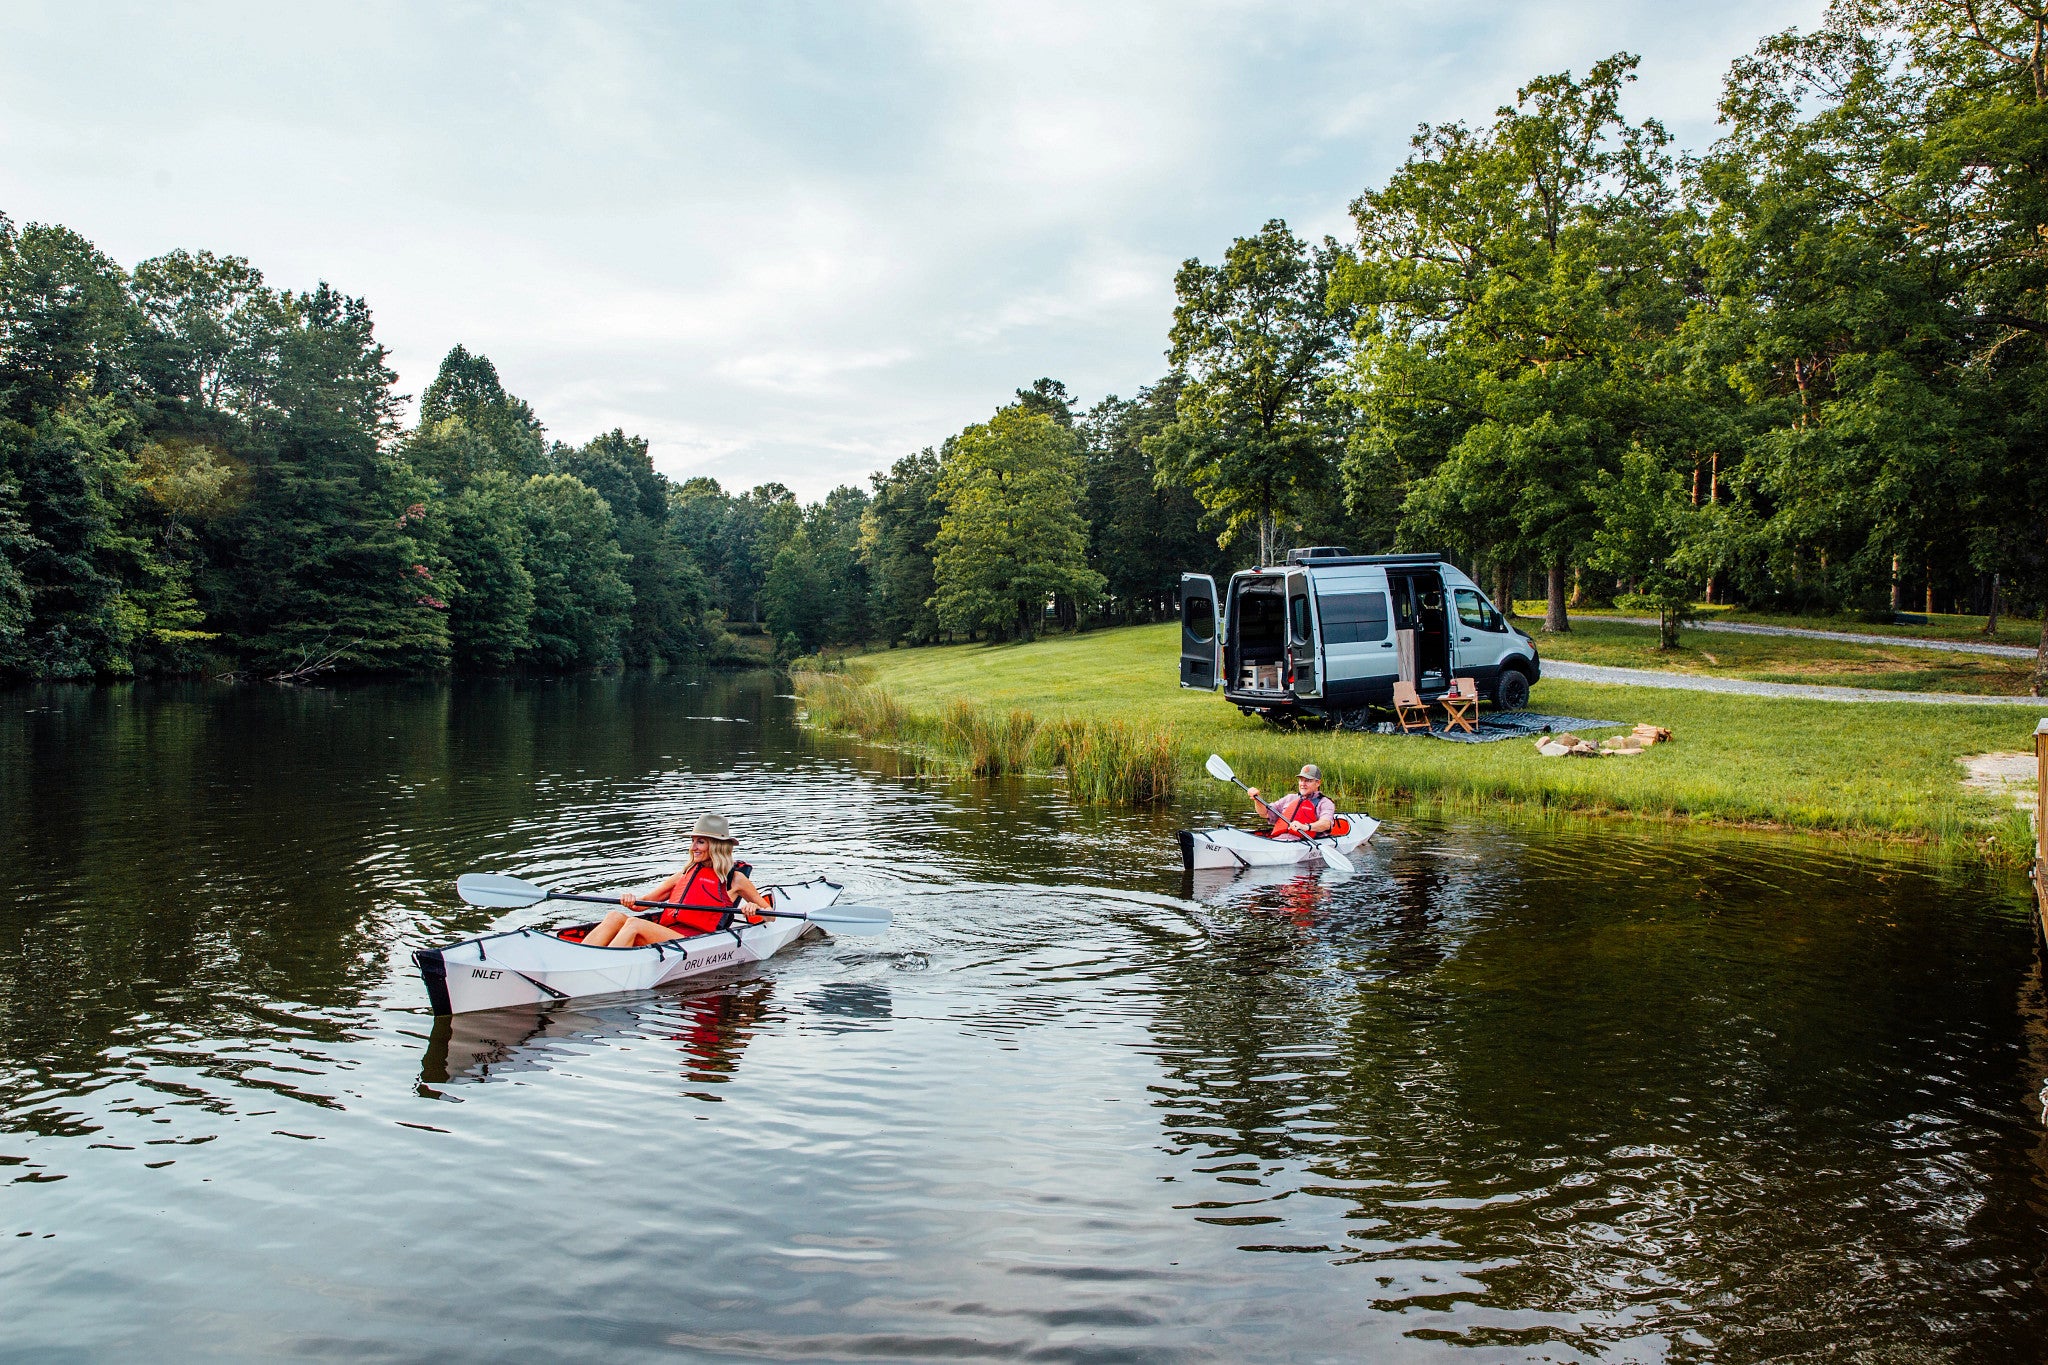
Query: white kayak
[
  {"left": 417, "top": 876, "right": 843, "bottom": 1015},
  {"left": 1178, "top": 817, "right": 1379, "bottom": 872}
]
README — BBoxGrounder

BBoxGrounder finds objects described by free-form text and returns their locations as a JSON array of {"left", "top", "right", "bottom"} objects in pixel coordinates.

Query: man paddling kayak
[
  {"left": 1245, "top": 764, "right": 1336, "bottom": 842},
  {"left": 582, "top": 813, "right": 775, "bottom": 948}
]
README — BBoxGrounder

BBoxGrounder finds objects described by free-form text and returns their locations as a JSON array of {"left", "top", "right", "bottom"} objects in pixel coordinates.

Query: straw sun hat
[{"left": 689, "top": 813, "right": 737, "bottom": 844}]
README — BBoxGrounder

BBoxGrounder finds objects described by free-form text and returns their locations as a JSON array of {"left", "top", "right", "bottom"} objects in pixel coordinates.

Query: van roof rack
[{"left": 1273, "top": 551, "right": 1443, "bottom": 569}]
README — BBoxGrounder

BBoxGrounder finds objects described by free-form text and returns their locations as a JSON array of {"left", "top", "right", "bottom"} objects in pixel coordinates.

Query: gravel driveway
[
  {"left": 1544, "top": 660, "right": 2045, "bottom": 706},
  {"left": 1605, "top": 615, "right": 2037, "bottom": 659}
]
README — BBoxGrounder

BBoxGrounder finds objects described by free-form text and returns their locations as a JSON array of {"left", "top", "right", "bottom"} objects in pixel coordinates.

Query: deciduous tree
[
  {"left": 1333, "top": 55, "right": 1686, "bottom": 633},
  {"left": 930, "top": 407, "right": 1102, "bottom": 640},
  {"left": 1150, "top": 220, "right": 1352, "bottom": 567}
]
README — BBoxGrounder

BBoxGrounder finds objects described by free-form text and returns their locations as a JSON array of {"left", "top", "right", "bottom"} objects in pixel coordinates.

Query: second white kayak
[{"left": 1178, "top": 817, "right": 1379, "bottom": 871}]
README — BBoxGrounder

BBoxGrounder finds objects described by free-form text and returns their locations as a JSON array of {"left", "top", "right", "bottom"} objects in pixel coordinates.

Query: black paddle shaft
[
  {"left": 1235, "top": 778, "right": 1287, "bottom": 824},
  {"left": 545, "top": 890, "right": 807, "bottom": 921}
]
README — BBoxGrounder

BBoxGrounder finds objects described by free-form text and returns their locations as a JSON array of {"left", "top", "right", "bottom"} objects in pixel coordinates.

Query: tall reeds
[
  {"left": 792, "top": 672, "right": 1177, "bottom": 806},
  {"left": 942, "top": 700, "right": 1039, "bottom": 776},
  {"left": 1036, "top": 716, "right": 1177, "bottom": 805},
  {"left": 794, "top": 671, "right": 912, "bottom": 740}
]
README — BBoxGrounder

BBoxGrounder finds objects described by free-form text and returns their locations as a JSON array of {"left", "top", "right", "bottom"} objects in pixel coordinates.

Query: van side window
[
  {"left": 1288, "top": 593, "right": 1312, "bottom": 646},
  {"left": 1454, "top": 588, "right": 1501, "bottom": 632},
  {"left": 1316, "top": 590, "right": 1389, "bottom": 644}
]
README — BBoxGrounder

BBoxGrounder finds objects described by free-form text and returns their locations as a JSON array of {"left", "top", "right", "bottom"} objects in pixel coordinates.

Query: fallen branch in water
[{"left": 268, "top": 638, "right": 362, "bottom": 683}]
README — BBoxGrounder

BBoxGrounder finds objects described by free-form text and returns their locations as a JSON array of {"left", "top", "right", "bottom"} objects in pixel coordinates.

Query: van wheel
[{"left": 1495, "top": 669, "right": 1530, "bottom": 711}]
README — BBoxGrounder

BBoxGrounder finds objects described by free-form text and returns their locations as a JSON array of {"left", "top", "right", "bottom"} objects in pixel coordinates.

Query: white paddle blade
[
  {"left": 456, "top": 872, "right": 550, "bottom": 909},
  {"left": 1204, "top": 753, "right": 1236, "bottom": 784},
  {"left": 809, "top": 904, "right": 891, "bottom": 936},
  {"left": 1316, "top": 841, "right": 1356, "bottom": 875}
]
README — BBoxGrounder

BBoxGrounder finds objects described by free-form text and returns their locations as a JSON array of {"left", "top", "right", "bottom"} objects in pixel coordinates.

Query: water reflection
[
  {"left": 799, "top": 981, "right": 894, "bottom": 1033},
  {"left": 419, "top": 977, "right": 787, "bottom": 1089},
  {"left": 3, "top": 675, "right": 2045, "bottom": 1361},
  {"left": 1136, "top": 820, "right": 2048, "bottom": 1357}
]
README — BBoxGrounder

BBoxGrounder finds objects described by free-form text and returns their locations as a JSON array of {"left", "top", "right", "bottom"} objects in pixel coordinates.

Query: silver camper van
[{"left": 1178, "top": 549, "right": 1540, "bottom": 723}]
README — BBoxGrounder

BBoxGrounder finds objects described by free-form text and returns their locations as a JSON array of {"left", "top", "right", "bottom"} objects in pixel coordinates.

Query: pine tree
[
  {"left": 443, "top": 471, "right": 533, "bottom": 668},
  {"left": 217, "top": 285, "right": 451, "bottom": 673},
  {"left": 519, "top": 473, "right": 632, "bottom": 669},
  {"left": 862, "top": 449, "right": 944, "bottom": 644}
]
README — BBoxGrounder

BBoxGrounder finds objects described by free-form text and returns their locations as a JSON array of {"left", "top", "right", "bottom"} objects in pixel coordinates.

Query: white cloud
[{"left": 0, "top": 0, "right": 1825, "bottom": 498}]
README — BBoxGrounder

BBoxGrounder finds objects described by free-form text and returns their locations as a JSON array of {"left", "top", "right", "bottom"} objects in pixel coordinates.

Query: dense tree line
[
  {"left": 13, "top": 0, "right": 2048, "bottom": 679},
  {"left": 0, "top": 225, "right": 732, "bottom": 678},
  {"left": 760, "top": 377, "right": 1227, "bottom": 654},
  {"left": 1161, "top": 0, "right": 2048, "bottom": 676}
]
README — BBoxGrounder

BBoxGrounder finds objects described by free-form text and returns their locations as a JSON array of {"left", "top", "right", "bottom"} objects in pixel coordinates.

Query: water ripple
[{"left": 1, "top": 675, "right": 2043, "bottom": 1362}]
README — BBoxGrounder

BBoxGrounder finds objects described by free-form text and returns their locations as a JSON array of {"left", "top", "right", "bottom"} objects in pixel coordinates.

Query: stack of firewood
[{"left": 1535, "top": 723, "right": 1672, "bottom": 758}]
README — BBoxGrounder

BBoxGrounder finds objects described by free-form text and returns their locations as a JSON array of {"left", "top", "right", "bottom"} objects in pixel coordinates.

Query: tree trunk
[
  {"left": 1986, "top": 574, "right": 2001, "bottom": 635},
  {"left": 1890, "top": 555, "right": 1901, "bottom": 611},
  {"left": 1544, "top": 562, "right": 1570, "bottom": 633},
  {"left": 1924, "top": 563, "right": 1934, "bottom": 616},
  {"left": 1495, "top": 559, "right": 1516, "bottom": 618}
]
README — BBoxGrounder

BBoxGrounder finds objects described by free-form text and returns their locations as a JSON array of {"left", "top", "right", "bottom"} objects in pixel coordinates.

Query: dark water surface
[{"left": 3, "top": 674, "right": 2046, "bottom": 1362}]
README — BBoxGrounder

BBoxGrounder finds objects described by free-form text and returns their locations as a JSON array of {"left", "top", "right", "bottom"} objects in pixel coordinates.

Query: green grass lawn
[
  {"left": 812, "top": 622, "right": 2042, "bottom": 862},
  {"left": 1524, "top": 617, "right": 2035, "bottom": 695},
  {"left": 1518, "top": 600, "right": 2045, "bottom": 650}
]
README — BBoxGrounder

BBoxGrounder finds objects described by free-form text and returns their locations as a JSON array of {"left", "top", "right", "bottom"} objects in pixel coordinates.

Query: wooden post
[{"left": 2036, "top": 719, "right": 2048, "bottom": 949}]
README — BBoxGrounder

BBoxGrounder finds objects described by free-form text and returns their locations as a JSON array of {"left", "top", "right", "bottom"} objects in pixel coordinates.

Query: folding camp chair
[
  {"left": 1442, "top": 676, "right": 1480, "bottom": 734},
  {"left": 1393, "top": 680, "right": 1433, "bottom": 733}
]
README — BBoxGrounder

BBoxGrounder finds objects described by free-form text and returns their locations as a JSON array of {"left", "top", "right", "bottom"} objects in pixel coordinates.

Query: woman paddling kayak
[{"left": 581, "top": 813, "right": 774, "bottom": 948}]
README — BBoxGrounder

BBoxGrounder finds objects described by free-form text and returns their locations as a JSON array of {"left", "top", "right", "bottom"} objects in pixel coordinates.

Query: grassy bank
[
  {"left": 797, "top": 622, "right": 2042, "bottom": 864},
  {"left": 1522, "top": 617, "right": 2035, "bottom": 695},
  {"left": 1521, "top": 601, "right": 2046, "bottom": 650}
]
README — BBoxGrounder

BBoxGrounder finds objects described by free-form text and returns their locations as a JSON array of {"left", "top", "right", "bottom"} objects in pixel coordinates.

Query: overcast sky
[{"left": 2, "top": 1, "right": 1824, "bottom": 499}]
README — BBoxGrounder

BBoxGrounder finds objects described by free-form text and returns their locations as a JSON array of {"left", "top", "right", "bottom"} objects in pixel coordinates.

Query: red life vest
[
  {"left": 653, "top": 861, "right": 747, "bottom": 935},
  {"left": 1268, "top": 793, "right": 1346, "bottom": 841}
]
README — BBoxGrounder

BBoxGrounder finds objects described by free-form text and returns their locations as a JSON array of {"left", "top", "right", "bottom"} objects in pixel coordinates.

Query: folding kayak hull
[
  {"left": 416, "top": 877, "right": 842, "bottom": 1015},
  {"left": 1178, "top": 818, "right": 1379, "bottom": 872}
]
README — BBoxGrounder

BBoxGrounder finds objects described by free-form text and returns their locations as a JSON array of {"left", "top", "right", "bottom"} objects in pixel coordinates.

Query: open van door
[
  {"left": 1285, "top": 570, "right": 1322, "bottom": 698},
  {"left": 1179, "top": 573, "right": 1221, "bottom": 690}
]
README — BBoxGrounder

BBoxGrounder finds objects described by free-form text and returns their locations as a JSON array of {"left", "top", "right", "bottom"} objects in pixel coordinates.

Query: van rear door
[
  {"left": 1179, "top": 573, "right": 1221, "bottom": 690},
  {"left": 1285, "top": 571, "right": 1322, "bottom": 698}
]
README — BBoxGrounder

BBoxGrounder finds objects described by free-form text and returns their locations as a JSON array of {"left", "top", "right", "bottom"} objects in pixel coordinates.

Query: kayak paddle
[
  {"left": 455, "top": 872, "right": 891, "bottom": 935},
  {"left": 1203, "top": 753, "right": 1355, "bottom": 874}
]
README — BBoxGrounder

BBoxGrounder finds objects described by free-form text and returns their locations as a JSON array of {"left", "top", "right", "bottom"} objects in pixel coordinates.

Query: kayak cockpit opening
[{"left": 1252, "top": 816, "right": 1353, "bottom": 841}]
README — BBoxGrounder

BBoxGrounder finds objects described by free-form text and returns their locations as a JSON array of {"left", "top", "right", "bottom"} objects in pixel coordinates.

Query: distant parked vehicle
[{"left": 1178, "top": 549, "right": 1540, "bottom": 725}]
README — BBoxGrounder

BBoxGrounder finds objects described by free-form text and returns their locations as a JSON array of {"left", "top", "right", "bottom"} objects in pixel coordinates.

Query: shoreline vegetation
[
  {"left": 18, "top": 10, "right": 2048, "bottom": 698},
  {"left": 795, "top": 623, "right": 2042, "bottom": 868},
  {"left": 1506, "top": 616, "right": 2039, "bottom": 695}
]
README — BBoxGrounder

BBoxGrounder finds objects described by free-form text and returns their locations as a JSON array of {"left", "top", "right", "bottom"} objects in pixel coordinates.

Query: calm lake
[{"left": 2, "top": 673, "right": 2045, "bottom": 1362}]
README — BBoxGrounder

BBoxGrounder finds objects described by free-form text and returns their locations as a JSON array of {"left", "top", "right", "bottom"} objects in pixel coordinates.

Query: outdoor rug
[{"left": 1424, "top": 711, "right": 1622, "bottom": 744}]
